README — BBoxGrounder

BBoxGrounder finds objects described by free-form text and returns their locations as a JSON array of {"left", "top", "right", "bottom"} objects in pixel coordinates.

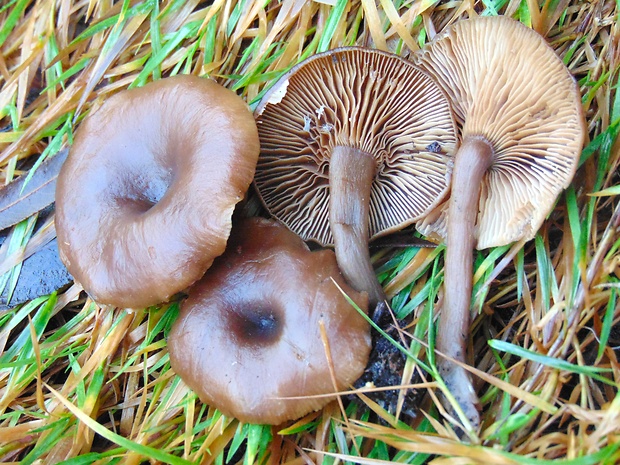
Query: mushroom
[
  {"left": 413, "top": 16, "right": 586, "bottom": 427},
  {"left": 254, "top": 47, "right": 457, "bottom": 309},
  {"left": 168, "top": 217, "right": 371, "bottom": 425},
  {"left": 55, "top": 75, "right": 259, "bottom": 308}
]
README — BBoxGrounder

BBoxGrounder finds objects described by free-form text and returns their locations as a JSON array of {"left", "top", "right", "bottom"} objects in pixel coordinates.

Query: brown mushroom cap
[
  {"left": 55, "top": 75, "right": 259, "bottom": 308},
  {"left": 168, "top": 217, "right": 371, "bottom": 425},
  {"left": 254, "top": 47, "right": 457, "bottom": 307},
  {"left": 415, "top": 15, "right": 586, "bottom": 248}
]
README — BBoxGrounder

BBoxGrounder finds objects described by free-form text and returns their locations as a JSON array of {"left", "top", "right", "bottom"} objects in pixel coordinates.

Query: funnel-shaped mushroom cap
[
  {"left": 254, "top": 47, "right": 457, "bottom": 246},
  {"left": 415, "top": 16, "right": 586, "bottom": 249},
  {"left": 168, "top": 217, "right": 371, "bottom": 425},
  {"left": 56, "top": 75, "right": 259, "bottom": 308}
]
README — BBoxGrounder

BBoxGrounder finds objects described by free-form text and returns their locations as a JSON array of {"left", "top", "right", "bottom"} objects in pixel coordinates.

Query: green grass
[{"left": 0, "top": 1, "right": 619, "bottom": 463}]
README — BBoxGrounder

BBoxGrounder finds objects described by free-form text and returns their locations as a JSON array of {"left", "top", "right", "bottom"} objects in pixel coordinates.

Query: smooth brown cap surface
[
  {"left": 56, "top": 75, "right": 259, "bottom": 308},
  {"left": 415, "top": 16, "right": 586, "bottom": 248},
  {"left": 254, "top": 47, "right": 457, "bottom": 246},
  {"left": 168, "top": 217, "right": 371, "bottom": 425}
]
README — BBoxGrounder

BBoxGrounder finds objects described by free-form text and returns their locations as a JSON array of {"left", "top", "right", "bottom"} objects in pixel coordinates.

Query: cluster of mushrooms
[{"left": 55, "top": 16, "right": 585, "bottom": 427}]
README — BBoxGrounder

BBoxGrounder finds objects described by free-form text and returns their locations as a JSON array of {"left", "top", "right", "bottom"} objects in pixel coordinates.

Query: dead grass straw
[{"left": 0, "top": 0, "right": 619, "bottom": 464}]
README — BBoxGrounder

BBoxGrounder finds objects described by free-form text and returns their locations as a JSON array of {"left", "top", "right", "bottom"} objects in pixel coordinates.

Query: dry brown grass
[{"left": 0, "top": 1, "right": 619, "bottom": 464}]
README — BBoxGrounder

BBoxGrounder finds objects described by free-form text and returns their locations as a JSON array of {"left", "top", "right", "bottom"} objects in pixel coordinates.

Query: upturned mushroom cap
[
  {"left": 56, "top": 75, "right": 259, "bottom": 308},
  {"left": 254, "top": 47, "right": 457, "bottom": 308},
  {"left": 168, "top": 217, "right": 371, "bottom": 425},
  {"left": 254, "top": 46, "right": 457, "bottom": 246},
  {"left": 415, "top": 15, "right": 586, "bottom": 249},
  {"left": 411, "top": 16, "right": 586, "bottom": 430}
]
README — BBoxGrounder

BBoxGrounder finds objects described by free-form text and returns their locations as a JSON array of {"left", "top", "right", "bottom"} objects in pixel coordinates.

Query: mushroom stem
[
  {"left": 438, "top": 135, "right": 494, "bottom": 427},
  {"left": 329, "top": 146, "right": 386, "bottom": 309}
]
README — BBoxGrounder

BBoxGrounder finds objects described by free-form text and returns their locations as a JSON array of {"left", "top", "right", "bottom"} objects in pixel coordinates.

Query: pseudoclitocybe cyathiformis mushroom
[
  {"left": 254, "top": 47, "right": 457, "bottom": 310},
  {"left": 55, "top": 75, "right": 260, "bottom": 309},
  {"left": 414, "top": 16, "right": 586, "bottom": 428},
  {"left": 168, "top": 217, "right": 371, "bottom": 425}
]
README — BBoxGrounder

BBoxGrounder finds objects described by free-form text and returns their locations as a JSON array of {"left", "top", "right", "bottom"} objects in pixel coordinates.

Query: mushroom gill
[{"left": 254, "top": 47, "right": 457, "bottom": 310}]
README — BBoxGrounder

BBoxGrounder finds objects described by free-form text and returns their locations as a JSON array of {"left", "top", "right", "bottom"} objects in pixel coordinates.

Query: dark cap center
[{"left": 228, "top": 304, "right": 283, "bottom": 347}]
